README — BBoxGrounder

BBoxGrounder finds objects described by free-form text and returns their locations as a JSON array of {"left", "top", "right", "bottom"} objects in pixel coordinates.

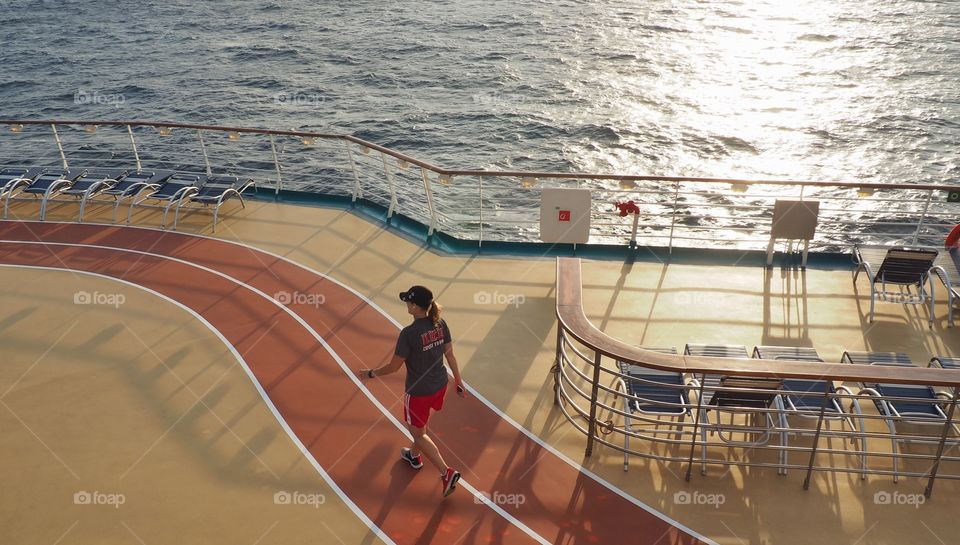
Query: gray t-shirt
[{"left": 394, "top": 317, "right": 451, "bottom": 396}]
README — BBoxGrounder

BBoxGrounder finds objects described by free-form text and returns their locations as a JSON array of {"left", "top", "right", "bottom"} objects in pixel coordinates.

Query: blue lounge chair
[
  {"left": 0, "top": 167, "right": 35, "bottom": 197},
  {"left": 95, "top": 170, "right": 173, "bottom": 222},
  {"left": 844, "top": 352, "right": 957, "bottom": 482},
  {"left": 754, "top": 346, "right": 861, "bottom": 476},
  {"left": 127, "top": 173, "right": 205, "bottom": 227},
  {"left": 614, "top": 347, "right": 689, "bottom": 471},
  {"left": 929, "top": 356, "right": 960, "bottom": 370},
  {"left": 3, "top": 169, "right": 87, "bottom": 220},
  {"left": 931, "top": 249, "right": 960, "bottom": 327},
  {"left": 172, "top": 175, "right": 255, "bottom": 232},
  {"left": 854, "top": 245, "right": 938, "bottom": 327},
  {"left": 52, "top": 169, "right": 128, "bottom": 222}
]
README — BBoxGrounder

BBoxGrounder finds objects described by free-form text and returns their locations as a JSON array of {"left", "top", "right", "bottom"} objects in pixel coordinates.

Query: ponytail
[{"left": 428, "top": 301, "right": 442, "bottom": 325}]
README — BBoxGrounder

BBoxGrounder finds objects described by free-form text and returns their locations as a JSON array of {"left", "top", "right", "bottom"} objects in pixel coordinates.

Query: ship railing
[
  {"left": 0, "top": 119, "right": 958, "bottom": 250},
  {"left": 555, "top": 257, "right": 960, "bottom": 496}
]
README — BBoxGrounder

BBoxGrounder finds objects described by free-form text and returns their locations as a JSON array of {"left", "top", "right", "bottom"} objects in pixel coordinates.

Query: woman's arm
[
  {"left": 358, "top": 354, "right": 404, "bottom": 381},
  {"left": 444, "top": 343, "right": 465, "bottom": 396}
]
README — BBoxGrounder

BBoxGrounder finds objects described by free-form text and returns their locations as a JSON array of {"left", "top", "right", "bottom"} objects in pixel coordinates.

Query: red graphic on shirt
[
  {"left": 558, "top": 210, "right": 571, "bottom": 222},
  {"left": 420, "top": 325, "right": 445, "bottom": 351}
]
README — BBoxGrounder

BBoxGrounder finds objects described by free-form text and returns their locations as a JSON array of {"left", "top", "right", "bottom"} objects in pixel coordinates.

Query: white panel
[{"left": 540, "top": 188, "right": 591, "bottom": 243}]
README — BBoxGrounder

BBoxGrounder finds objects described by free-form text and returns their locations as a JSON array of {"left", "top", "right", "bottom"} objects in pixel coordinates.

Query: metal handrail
[
  {"left": 3, "top": 118, "right": 959, "bottom": 191},
  {"left": 554, "top": 256, "right": 960, "bottom": 495},
  {"left": 2, "top": 119, "right": 958, "bottom": 249}
]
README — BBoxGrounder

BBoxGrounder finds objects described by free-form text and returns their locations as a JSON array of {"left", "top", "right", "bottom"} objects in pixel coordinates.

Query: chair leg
[{"left": 624, "top": 414, "right": 631, "bottom": 472}]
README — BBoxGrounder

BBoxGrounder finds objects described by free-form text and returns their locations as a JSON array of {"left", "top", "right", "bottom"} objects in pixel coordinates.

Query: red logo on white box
[{"left": 558, "top": 210, "right": 570, "bottom": 222}]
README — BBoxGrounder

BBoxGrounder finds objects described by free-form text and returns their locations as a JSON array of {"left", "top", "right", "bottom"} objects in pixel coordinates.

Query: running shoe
[
  {"left": 400, "top": 447, "right": 423, "bottom": 470},
  {"left": 441, "top": 467, "right": 461, "bottom": 497}
]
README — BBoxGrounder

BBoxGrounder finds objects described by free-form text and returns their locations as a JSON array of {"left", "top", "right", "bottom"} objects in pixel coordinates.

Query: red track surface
[{"left": 0, "top": 221, "right": 705, "bottom": 545}]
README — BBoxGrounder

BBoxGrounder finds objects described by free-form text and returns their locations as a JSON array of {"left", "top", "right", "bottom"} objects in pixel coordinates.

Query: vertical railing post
[
  {"left": 585, "top": 350, "right": 604, "bottom": 456},
  {"left": 269, "top": 135, "right": 283, "bottom": 195},
  {"left": 667, "top": 181, "right": 680, "bottom": 254},
  {"left": 126, "top": 125, "right": 142, "bottom": 172},
  {"left": 420, "top": 167, "right": 438, "bottom": 236},
  {"left": 380, "top": 152, "right": 398, "bottom": 218},
  {"left": 478, "top": 176, "right": 484, "bottom": 247},
  {"left": 197, "top": 129, "right": 212, "bottom": 176},
  {"left": 344, "top": 141, "right": 362, "bottom": 202},
  {"left": 553, "top": 327, "right": 563, "bottom": 406},
  {"left": 802, "top": 387, "right": 833, "bottom": 489},
  {"left": 924, "top": 386, "right": 959, "bottom": 498},
  {"left": 912, "top": 189, "right": 934, "bottom": 245},
  {"left": 685, "top": 375, "right": 708, "bottom": 481},
  {"left": 51, "top": 124, "right": 68, "bottom": 170}
]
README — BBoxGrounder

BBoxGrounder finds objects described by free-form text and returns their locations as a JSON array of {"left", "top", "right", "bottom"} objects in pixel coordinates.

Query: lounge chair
[
  {"left": 171, "top": 175, "right": 255, "bottom": 232},
  {"left": 684, "top": 344, "right": 783, "bottom": 474},
  {"left": 613, "top": 347, "right": 689, "bottom": 471},
  {"left": 929, "top": 356, "right": 960, "bottom": 370},
  {"left": 840, "top": 350, "right": 913, "bottom": 366},
  {"left": 931, "top": 248, "right": 960, "bottom": 327},
  {"left": 127, "top": 173, "right": 205, "bottom": 227},
  {"left": 51, "top": 169, "right": 128, "bottom": 222},
  {"left": 96, "top": 170, "right": 173, "bottom": 222},
  {"left": 3, "top": 169, "right": 87, "bottom": 220},
  {"left": 754, "top": 346, "right": 861, "bottom": 476},
  {"left": 853, "top": 359, "right": 958, "bottom": 482},
  {"left": 853, "top": 245, "right": 938, "bottom": 327},
  {"left": 0, "top": 167, "right": 35, "bottom": 197}
]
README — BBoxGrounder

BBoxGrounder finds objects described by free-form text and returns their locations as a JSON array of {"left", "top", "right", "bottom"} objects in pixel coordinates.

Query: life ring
[{"left": 946, "top": 224, "right": 960, "bottom": 248}]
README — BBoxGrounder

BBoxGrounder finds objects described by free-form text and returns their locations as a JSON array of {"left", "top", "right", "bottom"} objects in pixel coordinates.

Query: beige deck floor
[{"left": 5, "top": 196, "right": 960, "bottom": 544}]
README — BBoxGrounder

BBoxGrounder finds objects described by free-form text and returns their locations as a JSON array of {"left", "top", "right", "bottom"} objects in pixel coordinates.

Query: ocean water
[{"left": 1, "top": 0, "right": 958, "bottom": 186}]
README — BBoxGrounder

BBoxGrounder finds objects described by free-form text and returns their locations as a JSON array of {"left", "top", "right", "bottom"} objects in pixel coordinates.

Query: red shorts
[{"left": 403, "top": 385, "right": 447, "bottom": 428}]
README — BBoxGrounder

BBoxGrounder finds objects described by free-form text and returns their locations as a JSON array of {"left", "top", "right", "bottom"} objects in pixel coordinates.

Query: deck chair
[
  {"left": 854, "top": 360, "right": 958, "bottom": 482},
  {"left": 853, "top": 245, "right": 938, "bottom": 327},
  {"left": 685, "top": 344, "right": 782, "bottom": 474},
  {"left": 931, "top": 248, "right": 960, "bottom": 327},
  {"left": 0, "top": 167, "right": 35, "bottom": 197},
  {"left": 754, "top": 346, "right": 861, "bottom": 475},
  {"left": 52, "top": 169, "right": 128, "bottom": 222},
  {"left": 929, "top": 356, "right": 960, "bottom": 370},
  {"left": 3, "top": 169, "right": 87, "bottom": 220},
  {"left": 614, "top": 347, "right": 690, "bottom": 471},
  {"left": 172, "top": 175, "right": 255, "bottom": 232},
  {"left": 97, "top": 170, "right": 173, "bottom": 222},
  {"left": 127, "top": 173, "right": 205, "bottom": 227}
]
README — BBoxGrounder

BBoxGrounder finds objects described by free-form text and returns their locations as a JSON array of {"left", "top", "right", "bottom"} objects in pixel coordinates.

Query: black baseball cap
[{"left": 399, "top": 285, "right": 433, "bottom": 308}]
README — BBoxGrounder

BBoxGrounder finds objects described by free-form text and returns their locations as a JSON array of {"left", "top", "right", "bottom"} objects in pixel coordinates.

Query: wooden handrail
[
  {"left": 2, "top": 119, "right": 959, "bottom": 192},
  {"left": 556, "top": 257, "right": 960, "bottom": 387}
]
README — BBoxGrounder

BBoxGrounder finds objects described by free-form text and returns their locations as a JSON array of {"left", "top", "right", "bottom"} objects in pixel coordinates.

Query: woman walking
[{"left": 359, "top": 285, "right": 465, "bottom": 497}]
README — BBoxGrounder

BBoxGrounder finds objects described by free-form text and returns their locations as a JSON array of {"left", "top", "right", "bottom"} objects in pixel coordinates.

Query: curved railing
[
  {"left": 555, "top": 257, "right": 960, "bottom": 496},
  {"left": 1, "top": 119, "right": 959, "bottom": 250}
]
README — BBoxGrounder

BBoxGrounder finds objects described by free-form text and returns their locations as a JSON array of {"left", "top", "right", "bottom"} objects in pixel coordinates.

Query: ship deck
[{"left": 1, "top": 196, "right": 958, "bottom": 545}]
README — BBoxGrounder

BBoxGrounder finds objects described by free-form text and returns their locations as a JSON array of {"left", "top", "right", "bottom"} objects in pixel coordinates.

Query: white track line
[
  {"left": 7, "top": 219, "right": 716, "bottom": 544},
  {"left": 0, "top": 263, "right": 396, "bottom": 545},
  {"left": 0, "top": 238, "right": 552, "bottom": 545}
]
